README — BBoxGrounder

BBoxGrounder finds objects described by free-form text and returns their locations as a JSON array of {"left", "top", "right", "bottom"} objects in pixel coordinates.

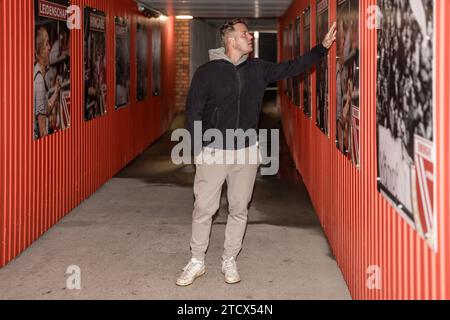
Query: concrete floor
[{"left": 0, "top": 93, "right": 351, "bottom": 300}]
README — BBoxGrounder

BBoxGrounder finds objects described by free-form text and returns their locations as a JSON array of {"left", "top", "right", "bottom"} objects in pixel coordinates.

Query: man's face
[
  {"left": 231, "top": 23, "right": 253, "bottom": 54},
  {"left": 38, "top": 30, "right": 51, "bottom": 67}
]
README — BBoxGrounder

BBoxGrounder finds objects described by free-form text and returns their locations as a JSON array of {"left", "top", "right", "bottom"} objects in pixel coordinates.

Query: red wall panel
[
  {"left": 280, "top": 0, "right": 450, "bottom": 299},
  {"left": 0, "top": 0, "right": 176, "bottom": 268}
]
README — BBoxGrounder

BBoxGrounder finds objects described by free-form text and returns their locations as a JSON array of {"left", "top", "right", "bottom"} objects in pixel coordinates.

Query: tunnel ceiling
[
  {"left": 139, "top": 0, "right": 292, "bottom": 18},
  {"left": 202, "top": 18, "right": 278, "bottom": 31}
]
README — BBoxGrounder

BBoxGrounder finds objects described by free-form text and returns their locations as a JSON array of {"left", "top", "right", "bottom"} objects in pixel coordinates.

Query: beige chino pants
[{"left": 190, "top": 145, "right": 261, "bottom": 261}]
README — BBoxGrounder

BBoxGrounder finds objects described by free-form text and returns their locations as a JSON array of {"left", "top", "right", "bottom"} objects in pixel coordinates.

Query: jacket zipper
[
  {"left": 213, "top": 107, "right": 219, "bottom": 127},
  {"left": 235, "top": 68, "right": 241, "bottom": 129}
]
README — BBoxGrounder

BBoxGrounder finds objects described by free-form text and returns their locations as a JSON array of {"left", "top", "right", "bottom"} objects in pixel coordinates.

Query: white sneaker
[
  {"left": 176, "top": 258, "right": 206, "bottom": 287},
  {"left": 221, "top": 257, "right": 241, "bottom": 284}
]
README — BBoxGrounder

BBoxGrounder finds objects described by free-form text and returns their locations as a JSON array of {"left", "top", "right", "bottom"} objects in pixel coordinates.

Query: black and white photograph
[
  {"left": 376, "top": 0, "right": 436, "bottom": 249},
  {"left": 336, "top": 0, "right": 359, "bottom": 165},
  {"left": 115, "top": 17, "right": 130, "bottom": 108},
  {"left": 293, "top": 16, "right": 301, "bottom": 107},
  {"left": 316, "top": 0, "right": 329, "bottom": 135},
  {"left": 152, "top": 24, "right": 161, "bottom": 96},
  {"left": 84, "top": 7, "right": 107, "bottom": 121},
  {"left": 136, "top": 22, "right": 148, "bottom": 102},
  {"left": 34, "top": 0, "right": 71, "bottom": 140},
  {"left": 287, "top": 22, "right": 293, "bottom": 100},
  {"left": 302, "top": 7, "right": 312, "bottom": 118},
  {"left": 283, "top": 26, "right": 289, "bottom": 96}
]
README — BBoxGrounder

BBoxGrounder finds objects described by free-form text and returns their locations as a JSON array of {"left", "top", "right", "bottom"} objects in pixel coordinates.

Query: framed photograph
[
  {"left": 152, "top": 24, "right": 161, "bottom": 96},
  {"left": 316, "top": 0, "right": 329, "bottom": 135},
  {"left": 84, "top": 7, "right": 107, "bottom": 121},
  {"left": 115, "top": 17, "right": 130, "bottom": 109},
  {"left": 33, "top": 0, "right": 71, "bottom": 140},
  {"left": 283, "top": 26, "right": 289, "bottom": 95},
  {"left": 287, "top": 22, "right": 293, "bottom": 100},
  {"left": 336, "top": 0, "right": 360, "bottom": 166},
  {"left": 136, "top": 22, "right": 148, "bottom": 102},
  {"left": 376, "top": 0, "right": 436, "bottom": 250},
  {"left": 293, "top": 16, "right": 301, "bottom": 107},
  {"left": 302, "top": 7, "right": 312, "bottom": 118}
]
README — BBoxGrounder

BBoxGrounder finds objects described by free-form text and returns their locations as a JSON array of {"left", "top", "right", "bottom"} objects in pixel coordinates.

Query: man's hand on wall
[{"left": 322, "top": 22, "right": 337, "bottom": 49}]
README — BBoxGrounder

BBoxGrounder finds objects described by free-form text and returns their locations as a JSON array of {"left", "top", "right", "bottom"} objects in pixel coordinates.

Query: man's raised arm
[{"left": 262, "top": 22, "right": 337, "bottom": 83}]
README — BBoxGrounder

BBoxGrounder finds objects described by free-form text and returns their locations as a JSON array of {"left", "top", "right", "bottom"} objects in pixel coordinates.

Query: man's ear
[{"left": 230, "top": 36, "right": 237, "bottom": 48}]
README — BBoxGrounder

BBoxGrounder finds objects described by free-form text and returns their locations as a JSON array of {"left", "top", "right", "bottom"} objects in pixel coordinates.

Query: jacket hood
[{"left": 208, "top": 47, "right": 248, "bottom": 66}]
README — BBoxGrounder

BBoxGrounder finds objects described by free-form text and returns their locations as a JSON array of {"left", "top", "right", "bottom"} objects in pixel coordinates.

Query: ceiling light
[
  {"left": 136, "top": 1, "right": 165, "bottom": 18},
  {"left": 175, "top": 15, "right": 193, "bottom": 20}
]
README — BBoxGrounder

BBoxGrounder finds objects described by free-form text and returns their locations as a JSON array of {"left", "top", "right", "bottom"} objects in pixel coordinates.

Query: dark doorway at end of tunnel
[
  {"left": 258, "top": 32, "right": 278, "bottom": 89},
  {"left": 259, "top": 33, "right": 277, "bottom": 62}
]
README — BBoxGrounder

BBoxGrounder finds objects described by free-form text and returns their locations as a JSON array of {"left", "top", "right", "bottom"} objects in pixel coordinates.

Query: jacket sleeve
[
  {"left": 262, "top": 44, "right": 328, "bottom": 83},
  {"left": 185, "top": 67, "right": 209, "bottom": 156}
]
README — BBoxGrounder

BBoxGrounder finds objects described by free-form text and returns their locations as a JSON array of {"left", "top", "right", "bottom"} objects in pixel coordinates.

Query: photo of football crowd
[{"left": 377, "top": 0, "right": 435, "bottom": 247}]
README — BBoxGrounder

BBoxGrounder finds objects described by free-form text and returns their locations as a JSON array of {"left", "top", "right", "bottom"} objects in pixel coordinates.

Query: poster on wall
[
  {"left": 152, "top": 24, "right": 161, "bottom": 96},
  {"left": 316, "top": 0, "right": 329, "bottom": 135},
  {"left": 84, "top": 8, "right": 107, "bottom": 121},
  {"left": 287, "top": 23, "right": 293, "bottom": 100},
  {"left": 293, "top": 16, "right": 301, "bottom": 107},
  {"left": 376, "top": 0, "right": 436, "bottom": 250},
  {"left": 302, "top": 7, "right": 312, "bottom": 118},
  {"left": 136, "top": 22, "right": 148, "bottom": 102},
  {"left": 115, "top": 17, "right": 130, "bottom": 109},
  {"left": 33, "top": 0, "right": 71, "bottom": 140},
  {"left": 336, "top": 0, "right": 360, "bottom": 166},
  {"left": 283, "top": 26, "right": 289, "bottom": 96}
]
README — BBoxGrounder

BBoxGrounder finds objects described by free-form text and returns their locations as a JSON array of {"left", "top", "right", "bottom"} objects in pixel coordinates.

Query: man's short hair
[{"left": 219, "top": 18, "right": 248, "bottom": 45}]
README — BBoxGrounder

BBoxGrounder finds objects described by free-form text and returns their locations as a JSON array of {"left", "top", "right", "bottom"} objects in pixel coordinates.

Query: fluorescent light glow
[{"left": 175, "top": 15, "right": 193, "bottom": 20}]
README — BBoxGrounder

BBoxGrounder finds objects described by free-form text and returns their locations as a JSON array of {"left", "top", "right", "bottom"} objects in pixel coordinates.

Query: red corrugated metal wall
[
  {"left": 0, "top": 0, "right": 176, "bottom": 268},
  {"left": 279, "top": 0, "right": 450, "bottom": 299}
]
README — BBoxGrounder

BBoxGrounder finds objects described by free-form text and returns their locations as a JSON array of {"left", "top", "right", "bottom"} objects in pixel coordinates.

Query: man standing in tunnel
[{"left": 177, "top": 18, "right": 336, "bottom": 286}]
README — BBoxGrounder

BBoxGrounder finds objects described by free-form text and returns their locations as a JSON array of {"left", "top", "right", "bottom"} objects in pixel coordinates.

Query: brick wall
[{"left": 175, "top": 20, "right": 191, "bottom": 113}]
